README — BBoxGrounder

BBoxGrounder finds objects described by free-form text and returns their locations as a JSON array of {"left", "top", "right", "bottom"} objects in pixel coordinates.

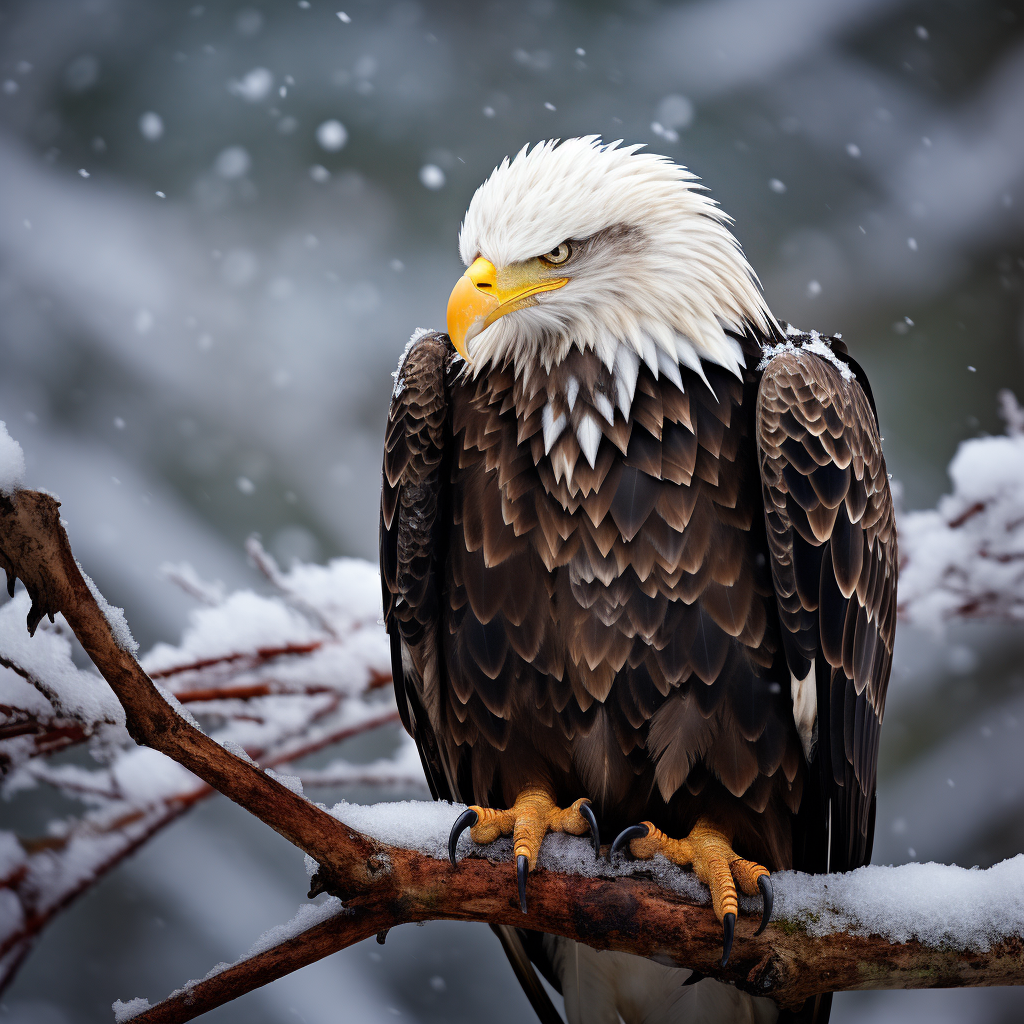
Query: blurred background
[{"left": 1, "top": 0, "right": 1023, "bottom": 1021}]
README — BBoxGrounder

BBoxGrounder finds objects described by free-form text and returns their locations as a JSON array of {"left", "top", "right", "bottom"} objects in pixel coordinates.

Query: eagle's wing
[
  {"left": 756, "top": 344, "right": 897, "bottom": 872},
  {"left": 380, "top": 330, "right": 455, "bottom": 803},
  {"left": 380, "top": 332, "right": 565, "bottom": 1024}
]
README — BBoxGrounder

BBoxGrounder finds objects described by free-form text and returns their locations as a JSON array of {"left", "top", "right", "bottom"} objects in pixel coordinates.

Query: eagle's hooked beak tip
[
  {"left": 446, "top": 255, "right": 569, "bottom": 363},
  {"left": 447, "top": 258, "right": 500, "bottom": 363}
]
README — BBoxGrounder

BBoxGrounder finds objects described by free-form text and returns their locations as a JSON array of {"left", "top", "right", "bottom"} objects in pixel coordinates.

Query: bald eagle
[{"left": 381, "top": 138, "right": 896, "bottom": 1024}]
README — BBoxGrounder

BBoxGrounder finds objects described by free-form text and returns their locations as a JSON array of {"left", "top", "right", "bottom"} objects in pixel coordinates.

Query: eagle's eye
[{"left": 540, "top": 241, "right": 572, "bottom": 265}]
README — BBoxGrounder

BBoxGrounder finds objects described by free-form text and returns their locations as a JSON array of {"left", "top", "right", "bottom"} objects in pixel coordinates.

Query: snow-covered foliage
[
  {"left": 0, "top": 592, "right": 126, "bottom": 748},
  {"left": 899, "top": 391, "right": 1024, "bottom": 629},
  {"left": 0, "top": 540, "right": 425, "bottom": 990}
]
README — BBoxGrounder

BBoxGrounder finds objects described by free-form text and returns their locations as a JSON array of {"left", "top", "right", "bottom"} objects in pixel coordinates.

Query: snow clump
[
  {"left": 899, "top": 391, "right": 1024, "bottom": 628},
  {"left": 112, "top": 998, "right": 151, "bottom": 1022},
  {"left": 77, "top": 563, "right": 139, "bottom": 655},
  {"left": 0, "top": 421, "right": 26, "bottom": 495}
]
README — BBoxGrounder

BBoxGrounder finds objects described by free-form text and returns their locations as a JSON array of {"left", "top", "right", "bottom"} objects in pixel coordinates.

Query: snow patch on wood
[
  {"left": 775, "top": 856, "right": 1024, "bottom": 950},
  {"left": 77, "top": 562, "right": 139, "bottom": 655},
  {"left": 112, "top": 997, "right": 152, "bottom": 1022}
]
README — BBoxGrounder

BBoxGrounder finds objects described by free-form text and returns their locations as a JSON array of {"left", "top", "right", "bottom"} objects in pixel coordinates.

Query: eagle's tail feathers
[
  {"left": 490, "top": 925, "right": 564, "bottom": 1024},
  {"left": 542, "top": 937, "right": 782, "bottom": 1024}
]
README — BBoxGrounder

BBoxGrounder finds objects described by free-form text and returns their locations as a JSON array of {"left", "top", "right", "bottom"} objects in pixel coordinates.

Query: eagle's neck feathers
[{"left": 479, "top": 332, "right": 745, "bottom": 491}]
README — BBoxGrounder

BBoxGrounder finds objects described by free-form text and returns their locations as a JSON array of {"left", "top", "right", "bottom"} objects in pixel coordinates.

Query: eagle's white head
[{"left": 448, "top": 137, "right": 778, "bottom": 382}]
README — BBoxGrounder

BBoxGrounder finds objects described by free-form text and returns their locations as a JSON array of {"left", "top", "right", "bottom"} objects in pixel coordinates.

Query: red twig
[
  {"left": 148, "top": 643, "right": 323, "bottom": 680},
  {"left": 0, "top": 699, "right": 404, "bottom": 989}
]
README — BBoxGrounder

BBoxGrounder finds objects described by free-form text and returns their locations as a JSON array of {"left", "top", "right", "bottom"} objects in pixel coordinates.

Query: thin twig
[
  {"left": 148, "top": 643, "right": 323, "bottom": 680},
  {"left": 245, "top": 536, "right": 340, "bottom": 639}
]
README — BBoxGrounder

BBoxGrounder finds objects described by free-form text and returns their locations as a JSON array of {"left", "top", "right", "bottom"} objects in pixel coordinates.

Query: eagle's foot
[
  {"left": 447, "top": 785, "right": 600, "bottom": 913},
  {"left": 610, "top": 817, "right": 773, "bottom": 966}
]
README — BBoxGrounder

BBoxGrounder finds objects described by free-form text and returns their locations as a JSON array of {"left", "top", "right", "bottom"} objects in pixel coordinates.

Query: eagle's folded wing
[
  {"left": 380, "top": 330, "right": 454, "bottom": 803},
  {"left": 756, "top": 346, "right": 898, "bottom": 872},
  {"left": 381, "top": 331, "right": 565, "bottom": 1024}
]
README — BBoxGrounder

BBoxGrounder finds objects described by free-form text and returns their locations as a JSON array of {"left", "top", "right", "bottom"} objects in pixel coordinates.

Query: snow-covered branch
[
  {"left": 0, "top": 507, "right": 418, "bottom": 991},
  {"left": 898, "top": 390, "right": 1024, "bottom": 627},
  {"left": 4, "top": 396, "right": 1024, "bottom": 1018},
  {"left": 117, "top": 812, "right": 1024, "bottom": 1023}
]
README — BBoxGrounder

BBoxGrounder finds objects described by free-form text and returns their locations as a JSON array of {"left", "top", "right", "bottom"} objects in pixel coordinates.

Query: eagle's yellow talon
[
  {"left": 466, "top": 804, "right": 514, "bottom": 845},
  {"left": 617, "top": 816, "right": 773, "bottom": 950},
  {"left": 448, "top": 786, "right": 600, "bottom": 912},
  {"left": 731, "top": 857, "right": 771, "bottom": 896},
  {"left": 464, "top": 787, "right": 595, "bottom": 868}
]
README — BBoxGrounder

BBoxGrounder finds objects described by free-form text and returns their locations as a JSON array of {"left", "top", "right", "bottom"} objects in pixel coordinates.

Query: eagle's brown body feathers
[{"left": 382, "top": 328, "right": 895, "bottom": 882}]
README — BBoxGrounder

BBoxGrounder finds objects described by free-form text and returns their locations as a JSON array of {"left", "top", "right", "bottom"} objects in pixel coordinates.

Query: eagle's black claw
[
  {"left": 448, "top": 807, "right": 479, "bottom": 867},
  {"left": 755, "top": 874, "right": 773, "bottom": 936},
  {"left": 517, "top": 854, "right": 529, "bottom": 914},
  {"left": 721, "top": 913, "right": 736, "bottom": 967},
  {"left": 579, "top": 800, "right": 601, "bottom": 858},
  {"left": 610, "top": 823, "right": 649, "bottom": 859}
]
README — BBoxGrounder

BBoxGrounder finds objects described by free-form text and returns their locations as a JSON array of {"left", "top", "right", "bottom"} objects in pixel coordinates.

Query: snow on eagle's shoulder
[
  {"left": 392, "top": 327, "right": 437, "bottom": 399},
  {"left": 757, "top": 326, "right": 855, "bottom": 382}
]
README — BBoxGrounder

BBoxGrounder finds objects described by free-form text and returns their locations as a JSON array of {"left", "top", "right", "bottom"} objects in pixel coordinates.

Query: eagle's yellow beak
[{"left": 446, "top": 257, "right": 568, "bottom": 362}]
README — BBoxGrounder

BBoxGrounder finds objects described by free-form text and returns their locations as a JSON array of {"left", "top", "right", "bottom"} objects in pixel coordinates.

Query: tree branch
[
  {"left": 122, "top": 909, "right": 387, "bottom": 1024},
  {"left": 2, "top": 488, "right": 1022, "bottom": 1024},
  {"left": 126, "top": 847, "right": 1024, "bottom": 1023}
]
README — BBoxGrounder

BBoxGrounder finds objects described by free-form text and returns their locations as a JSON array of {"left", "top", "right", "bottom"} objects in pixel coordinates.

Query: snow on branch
[
  {"left": 899, "top": 390, "right": 1024, "bottom": 627},
  {"left": 117, "top": 824, "right": 1024, "bottom": 1023}
]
